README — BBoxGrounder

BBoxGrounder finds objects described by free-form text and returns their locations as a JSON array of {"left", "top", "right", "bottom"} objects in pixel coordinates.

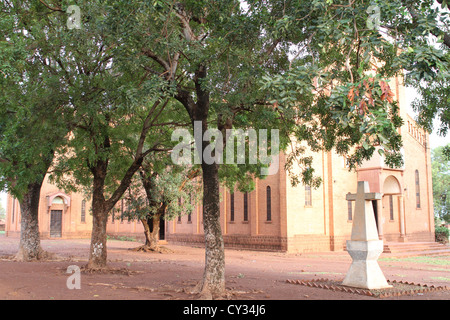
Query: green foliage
[
  {"left": 435, "top": 224, "right": 449, "bottom": 243},
  {"left": 432, "top": 144, "right": 450, "bottom": 223},
  {"left": 2, "top": 0, "right": 448, "bottom": 211},
  {"left": 0, "top": 0, "right": 73, "bottom": 199},
  {"left": 255, "top": 0, "right": 449, "bottom": 185},
  {"left": 256, "top": 0, "right": 409, "bottom": 184},
  {"left": 122, "top": 154, "right": 201, "bottom": 222}
]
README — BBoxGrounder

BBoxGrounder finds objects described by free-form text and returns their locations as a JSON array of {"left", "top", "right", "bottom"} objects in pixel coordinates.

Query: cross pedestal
[{"left": 342, "top": 181, "right": 391, "bottom": 290}]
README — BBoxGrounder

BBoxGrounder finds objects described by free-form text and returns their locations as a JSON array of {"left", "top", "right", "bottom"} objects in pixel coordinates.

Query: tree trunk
[
  {"left": 198, "top": 161, "right": 225, "bottom": 299},
  {"left": 87, "top": 206, "right": 108, "bottom": 269},
  {"left": 87, "top": 171, "right": 109, "bottom": 269},
  {"left": 142, "top": 213, "right": 160, "bottom": 250},
  {"left": 15, "top": 182, "right": 46, "bottom": 261},
  {"left": 142, "top": 217, "right": 152, "bottom": 246},
  {"left": 177, "top": 64, "right": 226, "bottom": 298}
]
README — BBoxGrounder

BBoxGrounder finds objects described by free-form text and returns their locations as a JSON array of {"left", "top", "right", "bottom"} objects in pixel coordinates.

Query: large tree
[
  {"left": 7, "top": 0, "right": 175, "bottom": 269},
  {"left": 49, "top": 56, "right": 173, "bottom": 269},
  {"left": 104, "top": 0, "right": 412, "bottom": 298},
  {"left": 0, "top": 0, "right": 72, "bottom": 260}
]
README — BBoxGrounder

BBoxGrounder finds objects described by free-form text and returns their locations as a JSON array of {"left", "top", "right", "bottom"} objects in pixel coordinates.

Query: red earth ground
[{"left": 0, "top": 234, "right": 448, "bottom": 303}]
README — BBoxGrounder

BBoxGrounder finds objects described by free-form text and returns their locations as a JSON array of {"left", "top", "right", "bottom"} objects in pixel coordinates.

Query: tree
[
  {"left": 50, "top": 65, "right": 173, "bottom": 268},
  {"left": 123, "top": 156, "right": 200, "bottom": 252},
  {"left": 0, "top": 0, "right": 73, "bottom": 260},
  {"left": 6, "top": 0, "right": 176, "bottom": 269},
  {"left": 432, "top": 144, "right": 450, "bottom": 223},
  {"left": 110, "top": 1, "right": 294, "bottom": 298},
  {"left": 101, "top": 0, "right": 446, "bottom": 298}
]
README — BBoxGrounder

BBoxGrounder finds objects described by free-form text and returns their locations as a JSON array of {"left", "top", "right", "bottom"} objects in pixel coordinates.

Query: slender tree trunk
[
  {"left": 142, "top": 217, "right": 153, "bottom": 246},
  {"left": 87, "top": 171, "right": 109, "bottom": 269},
  {"left": 198, "top": 162, "right": 225, "bottom": 299},
  {"left": 185, "top": 64, "right": 225, "bottom": 298},
  {"left": 15, "top": 182, "right": 46, "bottom": 261}
]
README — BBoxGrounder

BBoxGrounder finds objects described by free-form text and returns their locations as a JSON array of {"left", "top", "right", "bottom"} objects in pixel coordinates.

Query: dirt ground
[{"left": 0, "top": 234, "right": 449, "bottom": 303}]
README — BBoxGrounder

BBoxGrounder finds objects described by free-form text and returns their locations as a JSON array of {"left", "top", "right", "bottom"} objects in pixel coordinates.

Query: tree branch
[
  {"left": 402, "top": 0, "right": 450, "bottom": 49},
  {"left": 38, "top": 0, "right": 63, "bottom": 12},
  {"left": 105, "top": 99, "right": 169, "bottom": 211},
  {"left": 141, "top": 48, "right": 170, "bottom": 74}
]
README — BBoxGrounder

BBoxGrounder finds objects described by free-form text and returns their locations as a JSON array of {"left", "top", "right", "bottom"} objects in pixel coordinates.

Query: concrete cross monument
[{"left": 342, "top": 181, "right": 392, "bottom": 289}]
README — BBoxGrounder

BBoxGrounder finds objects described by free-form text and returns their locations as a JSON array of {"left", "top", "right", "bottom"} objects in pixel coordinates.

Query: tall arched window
[
  {"left": 243, "top": 192, "right": 248, "bottom": 221},
  {"left": 11, "top": 198, "right": 15, "bottom": 224},
  {"left": 177, "top": 197, "right": 182, "bottom": 222},
  {"left": 415, "top": 170, "right": 421, "bottom": 209},
  {"left": 230, "top": 193, "right": 235, "bottom": 222},
  {"left": 120, "top": 199, "right": 124, "bottom": 223},
  {"left": 81, "top": 200, "right": 86, "bottom": 223},
  {"left": 389, "top": 195, "right": 394, "bottom": 220},
  {"left": 266, "top": 186, "right": 272, "bottom": 221},
  {"left": 305, "top": 185, "right": 312, "bottom": 206},
  {"left": 347, "top": 198, "right": 352, "bottom": 221}
]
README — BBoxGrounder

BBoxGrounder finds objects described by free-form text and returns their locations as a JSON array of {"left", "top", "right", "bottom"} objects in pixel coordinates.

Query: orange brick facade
[{"left": 5, "top": 78, "right": 435, "bottom": 253}]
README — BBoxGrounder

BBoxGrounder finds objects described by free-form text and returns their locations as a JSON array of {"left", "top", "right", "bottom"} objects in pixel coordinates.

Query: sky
[
  {"left": 0, "top": 192, "right": 5, "bottom": 214},
  {"left": 404, "top": 86, "right": 448, "bottom": 150}
]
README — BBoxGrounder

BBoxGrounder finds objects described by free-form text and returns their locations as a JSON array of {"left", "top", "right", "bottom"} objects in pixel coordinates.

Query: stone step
[
  {"left": 382, "top": 242, "right": 450, "bottom": 256},
  {"left": 344, "top": 241, "right": 450, "bottom": 256}
]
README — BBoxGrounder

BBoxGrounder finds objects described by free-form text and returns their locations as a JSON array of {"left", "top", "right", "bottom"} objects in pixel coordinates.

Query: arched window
[
  {"left": 415, "top": 170, "right": 421, "bottom": 209},
  {"left": 230, "top": 193, "right": 235, "bottom": 222},
  {"left": 305, "top": 185, "right": 312, "bottom": 206},
  {"left": 188, "top": 194, "right": 193, "bottom": 222},
  {"left": 266, "top": 186, "right": 272, "bottom": 221},
  {"left": 52, "top": 196, "right": 64, "bottom": 204},
  {"left": 81, "top": 200, "right": 86, "bottom": 223},
  {"left": 389, "top": 195, "right": 394, "bottom": 220},
  {"left": 11, "top": 198, "right": 15, "bottom": 224},
  {"left": 177, "top": 197, "right": 182, "bottom": 222},
  {"left": 243, "top": 192, "right": 248, "bottom": 221},
  {"left": 120, "top": 199, "right": 124, "bottom": 223}
]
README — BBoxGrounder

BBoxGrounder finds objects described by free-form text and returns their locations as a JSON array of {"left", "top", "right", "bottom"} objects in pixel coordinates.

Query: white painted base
[{"left": 342, "top": 240, "right": 392, "bottom": 290}]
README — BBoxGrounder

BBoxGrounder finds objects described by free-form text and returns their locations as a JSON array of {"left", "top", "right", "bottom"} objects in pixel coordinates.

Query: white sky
[
  {"left": 0, "top": 192, "right": 6, "bottom": 213},
  {"left": 404, "top": 86, "right": 448, "bottom": 150}
]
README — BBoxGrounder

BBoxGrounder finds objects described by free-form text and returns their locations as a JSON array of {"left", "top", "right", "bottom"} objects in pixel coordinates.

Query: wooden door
[{"left": 50, "top": 210, "right": 62, "bottom": 238}]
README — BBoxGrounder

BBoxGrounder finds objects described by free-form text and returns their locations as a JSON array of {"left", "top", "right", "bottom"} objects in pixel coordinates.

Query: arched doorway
[
  {"left": 46, "top": 192, "right": 71, "bottom": 238},
  {"left": 383, "top": 175, "right": 402, "bottom": 195},
  {"left": 50, "top": 197, "right": 64, "bottom": 238},
  {"left": 381, "top": 175, "right": 404, "bottom": 241}
]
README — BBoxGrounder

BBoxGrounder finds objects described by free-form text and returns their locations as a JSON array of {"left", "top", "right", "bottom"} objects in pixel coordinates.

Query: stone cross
[
  {"left": 346, "top": 182, "right": 381, "bottom": 242},
  {"left": 342, "top": 181, "right": 391, "bottom": 290}
]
